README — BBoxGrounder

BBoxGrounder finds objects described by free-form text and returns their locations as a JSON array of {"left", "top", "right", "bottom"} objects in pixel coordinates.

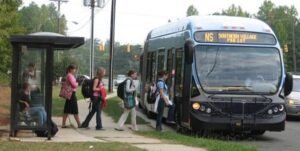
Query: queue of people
[{"left": 19, "top": 62, "right": 175, "bottom": 132}]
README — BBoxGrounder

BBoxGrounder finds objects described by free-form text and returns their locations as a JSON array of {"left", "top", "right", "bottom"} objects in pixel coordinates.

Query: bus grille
[{"left": 209, "top": 97, "right": 271, "bottom": 115}]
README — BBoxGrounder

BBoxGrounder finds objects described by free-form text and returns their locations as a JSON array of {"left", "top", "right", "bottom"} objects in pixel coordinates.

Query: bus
[{"left": 139, "top": 16, "right": 293, "bottom": 134}]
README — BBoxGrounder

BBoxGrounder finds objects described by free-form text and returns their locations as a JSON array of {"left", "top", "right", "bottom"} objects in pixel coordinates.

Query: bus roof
[{"left": 148, "top": 16, "right": 274, "bottom": 39}]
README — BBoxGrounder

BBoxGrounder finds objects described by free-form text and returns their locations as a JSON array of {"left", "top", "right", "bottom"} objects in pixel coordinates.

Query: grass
[
  {"left": 136, "top": 131, "right": 258, "bottom": 151},
  {"left": 0, "top": 141, "right": 145, "bottom": 151},
  {"left": 52, "top": 85, "right": 84, "bottom": 116},
  {"left": 103, "top": 97, "right": 148, "bottom": 124}
]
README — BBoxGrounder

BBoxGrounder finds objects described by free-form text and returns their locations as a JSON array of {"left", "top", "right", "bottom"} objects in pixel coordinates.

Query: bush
[{"left": 0, "top": 72, "right": 10, "bottom": 85}]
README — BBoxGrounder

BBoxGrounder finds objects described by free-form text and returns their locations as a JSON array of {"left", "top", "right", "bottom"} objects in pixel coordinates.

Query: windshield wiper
[{"left": 206, "top": 48, "right": 220, "bottom": 78}]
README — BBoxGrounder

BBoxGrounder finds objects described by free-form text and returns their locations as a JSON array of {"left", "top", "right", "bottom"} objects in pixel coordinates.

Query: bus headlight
[
  {"left": 279, "top": 105, "right": 284, "bottom": 112},
  {"left": 268, "top": 109, "right": 273, "bottom": 115},
  {"left": 288, "top": 99, "right": 295, "bottom": 105},
  {"left": 192, "top": 102, "right": 200, "bottom": 110}
]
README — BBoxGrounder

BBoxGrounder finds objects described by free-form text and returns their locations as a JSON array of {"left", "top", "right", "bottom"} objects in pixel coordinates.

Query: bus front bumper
[{"left": 190, "top": 112, "right": 286, "bottom": 131}]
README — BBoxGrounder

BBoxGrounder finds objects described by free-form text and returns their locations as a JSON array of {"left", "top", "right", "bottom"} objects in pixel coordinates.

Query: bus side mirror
[
  {"left": 284, "top": 72, "right": 293, "bottom": 96},
  {"left": 184, "top": 39, "right": 194, "bottom": 64}
]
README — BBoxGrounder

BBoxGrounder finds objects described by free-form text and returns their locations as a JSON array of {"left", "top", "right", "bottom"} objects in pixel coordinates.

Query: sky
[{"left": 22, "top": 0, "right": 300, "bottom": 45}]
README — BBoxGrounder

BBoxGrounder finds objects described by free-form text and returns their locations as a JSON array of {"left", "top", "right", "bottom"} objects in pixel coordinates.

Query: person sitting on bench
[{"left": 19, "top": 82, "right": 47, "bottom": 126}]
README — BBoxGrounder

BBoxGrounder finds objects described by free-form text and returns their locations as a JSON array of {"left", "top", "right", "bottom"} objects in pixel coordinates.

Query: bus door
[
  {"left": 174, "top": 49, "right": 189, "bottom": 125},
  {"left": 167, "top": 49, "right": 175, "bottom": 101}
]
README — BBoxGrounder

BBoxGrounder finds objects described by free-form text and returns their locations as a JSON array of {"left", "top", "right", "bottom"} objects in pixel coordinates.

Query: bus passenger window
[
  {"left": 175, "top": 49, "right": 184, "bottom": 97},
  {"left": 151, "top": 52, "right": 156, "bottom": 82},
  {"left": 157, "top": 50, "right": 165, "bottom": 72},
  {"left": 146, "top": 53, "right": 152, "bottom": 82}
]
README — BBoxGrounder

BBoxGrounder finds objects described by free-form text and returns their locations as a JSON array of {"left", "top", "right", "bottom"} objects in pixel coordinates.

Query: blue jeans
[
  {"left": 28, "top": 106, "right": 47, "bottom": 126},
  {"left": 156, "top": 99, "right": 175, "bottom": 130},
  {"left": 81, "top": 96, "right": 102, "bottom": 129}
]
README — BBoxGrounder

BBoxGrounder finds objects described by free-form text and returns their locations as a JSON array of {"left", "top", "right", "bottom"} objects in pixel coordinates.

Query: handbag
[
  {"left": 59, "top": 81, "right": 73, "bottom": 100},
  {"left": 124, "top": 93, "right": 135, "bottom": 109}
]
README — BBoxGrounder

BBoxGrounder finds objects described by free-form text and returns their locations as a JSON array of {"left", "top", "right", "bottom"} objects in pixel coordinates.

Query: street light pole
[
  {"left": 50, "top": 0, "right": 68, "bottom": 33},
  {"left": 84, "top": 0, "right": 105, "bottom": 78},
  {"left": 108, "top": 0, "right": 116, "bottom": 92},
  {"left": 292, "top": 18, "right": 297, "bottom": 73},
  {"left": 90, "top": 0, "right": 95, "bottom": 78}
]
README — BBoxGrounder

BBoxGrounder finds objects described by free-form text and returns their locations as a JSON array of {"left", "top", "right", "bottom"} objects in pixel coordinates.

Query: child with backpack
[
  {"left": 79, "top": 67, "right": 106, "bottom": 130},
  {"left": 115, "top": 70, "right": 139, "bottom": 131}
]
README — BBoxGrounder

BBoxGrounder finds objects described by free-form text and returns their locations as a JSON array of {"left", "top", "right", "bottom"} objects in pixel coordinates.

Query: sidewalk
[{"left": 5, "top": 93, "right": 206, "bottom": 151}]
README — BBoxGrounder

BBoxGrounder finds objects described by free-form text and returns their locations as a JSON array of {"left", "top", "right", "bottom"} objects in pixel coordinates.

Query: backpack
[
  {"left": 35, "top": 120, "right": 58, "bottom": 137},
  {"left": 147, "top": 82, "right": 157, "bottom": 104},
  {"left": 81, "top": 78, "right": 100, "bottom": 99},
  {"left": 147, "top": 80, "right": 165, "bottom": 104},
  {"left": 117, "top": 79, "right": 132, "bottom": 100}
]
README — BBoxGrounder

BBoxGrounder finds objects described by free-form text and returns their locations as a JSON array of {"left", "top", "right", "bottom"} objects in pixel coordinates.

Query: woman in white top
[{"left": 115, "top": 70, "right": 138, "bottom": 131}]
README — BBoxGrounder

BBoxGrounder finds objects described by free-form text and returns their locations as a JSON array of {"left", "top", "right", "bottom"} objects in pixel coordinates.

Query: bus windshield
[{"left": 195, "top": 45, "right": 282, "bottom": 94}]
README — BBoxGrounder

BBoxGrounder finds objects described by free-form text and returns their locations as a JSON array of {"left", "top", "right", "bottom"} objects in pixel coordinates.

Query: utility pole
[
  {"left": 292, "top": 18, "right": 297, "bottom": 73},
  {"left": 84, "top": 0, "right": 105, "bottom": 78},
  {"left": 108, "top": 0, "right": 116, "bottom": 92},
  {"left": 50, "top": 0, "right": 68, "bottom": 33}
]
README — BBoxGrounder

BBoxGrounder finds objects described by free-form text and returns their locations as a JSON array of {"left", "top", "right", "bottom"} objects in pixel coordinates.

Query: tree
[
  {"left": 256, "top": 0, "right": 299, "bottom": 71},
  {"left": 19, "top": 2, "right": 67, "bottom": 34},
  {"left": 186, "top": 5, "right": 199, "bottom": 16},
  {"left": 0, "top": 0, "right": 24, "bottom": 74},
  {"left": 213, "top": 4, "right": 251, "bottom": 17}
]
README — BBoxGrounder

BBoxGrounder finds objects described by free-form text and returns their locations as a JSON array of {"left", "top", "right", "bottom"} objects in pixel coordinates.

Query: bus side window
[
  {"left": 157, "top": 49, "right": 165, "bottom": 72},
  {"left": 151, "top": 51, "right": 157, "bottom": 82},
  {"left": 167, "top": 49, "right": 175, "bottom": 99},
  {"left": 175, "top": 49, "right": 184, "bottom": 97},
  {"left": 146, "top": 52, "right": 152, "bottom": 83}
]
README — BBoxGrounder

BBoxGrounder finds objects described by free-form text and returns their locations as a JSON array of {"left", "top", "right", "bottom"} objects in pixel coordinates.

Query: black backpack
[
  {"left": 147, "top": 82, "right": 157, "bottom": 104},
  {"left": 117, "top": 79, "right": 132, "bottom": 99},
  {"left": 81, "top": 78, "right": 99, "bottom": 99},
  {"left": 35, "top": 120, "right": 58, "bottom": 137}
]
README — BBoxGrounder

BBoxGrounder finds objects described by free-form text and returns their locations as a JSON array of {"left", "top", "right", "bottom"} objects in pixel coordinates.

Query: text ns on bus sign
[{"left": 194, "top": 31, "right": 276, "bottom": 45}]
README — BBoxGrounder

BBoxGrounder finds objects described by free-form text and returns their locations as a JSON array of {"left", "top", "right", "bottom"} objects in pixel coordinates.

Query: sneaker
[
  {"left": 166, "top": 120, "right": 176, "bottom": 124},
  {"left": 155, "top": 127, "right": 163, "bottom": 132},
  {"left": 78, "top": 125, "right": 88, "bottom": 129},
  {"left": 129, "top": 127, "right": 139, "bottom": 131},
  {"left": 96, "top": 128, "right": 105, "bottom": 130},
  {"left": 115, "top": 128, "right": 124, "bottom": 131}
]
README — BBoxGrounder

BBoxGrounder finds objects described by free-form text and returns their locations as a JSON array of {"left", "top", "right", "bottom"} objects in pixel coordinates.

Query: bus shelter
[{"left": 10, "top": 32, "right": 84, "bottom": 140}]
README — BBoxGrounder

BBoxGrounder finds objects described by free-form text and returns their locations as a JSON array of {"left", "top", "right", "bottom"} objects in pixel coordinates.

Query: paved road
[
  {"left": 137, "top": 106, "right": 300, "bottom": 151},
  {"left": 241, "top": 118, "right": 300, "bottom": 151}
]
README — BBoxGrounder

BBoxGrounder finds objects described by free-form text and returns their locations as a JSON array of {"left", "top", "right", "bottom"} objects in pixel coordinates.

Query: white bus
[{"left": 140, "top": 16, "right": 293, "bottom": 135}]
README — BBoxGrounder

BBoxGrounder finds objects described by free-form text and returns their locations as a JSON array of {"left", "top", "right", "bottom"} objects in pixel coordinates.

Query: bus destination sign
[{"left": 194, "top": 31, "right": 276, "bottom": 45}]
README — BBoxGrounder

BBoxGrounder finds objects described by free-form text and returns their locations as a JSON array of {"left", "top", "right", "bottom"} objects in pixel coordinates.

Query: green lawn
[
  {"left": 0, "top": 141, "right": 145, "bottom": 151},
  {"left": 136, "top": 131, "right": 258, "bottom": 151},
  {"left": 103, "top": 97, "right": 148, "bottom": 124},
  {"left": 52, "top": 85, "right": 84, "bottom": 116}
]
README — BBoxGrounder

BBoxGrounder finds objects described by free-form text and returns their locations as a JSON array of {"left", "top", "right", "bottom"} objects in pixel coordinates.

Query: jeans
[
  {"left": 81, "top": 96, "right": 102, "bottom": 129},
  {"left": 156, "top": 99, "right": 176, "bottom": 130},
  {"left": 28, "top": 106, "right": 47, "bottom": 126}
]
